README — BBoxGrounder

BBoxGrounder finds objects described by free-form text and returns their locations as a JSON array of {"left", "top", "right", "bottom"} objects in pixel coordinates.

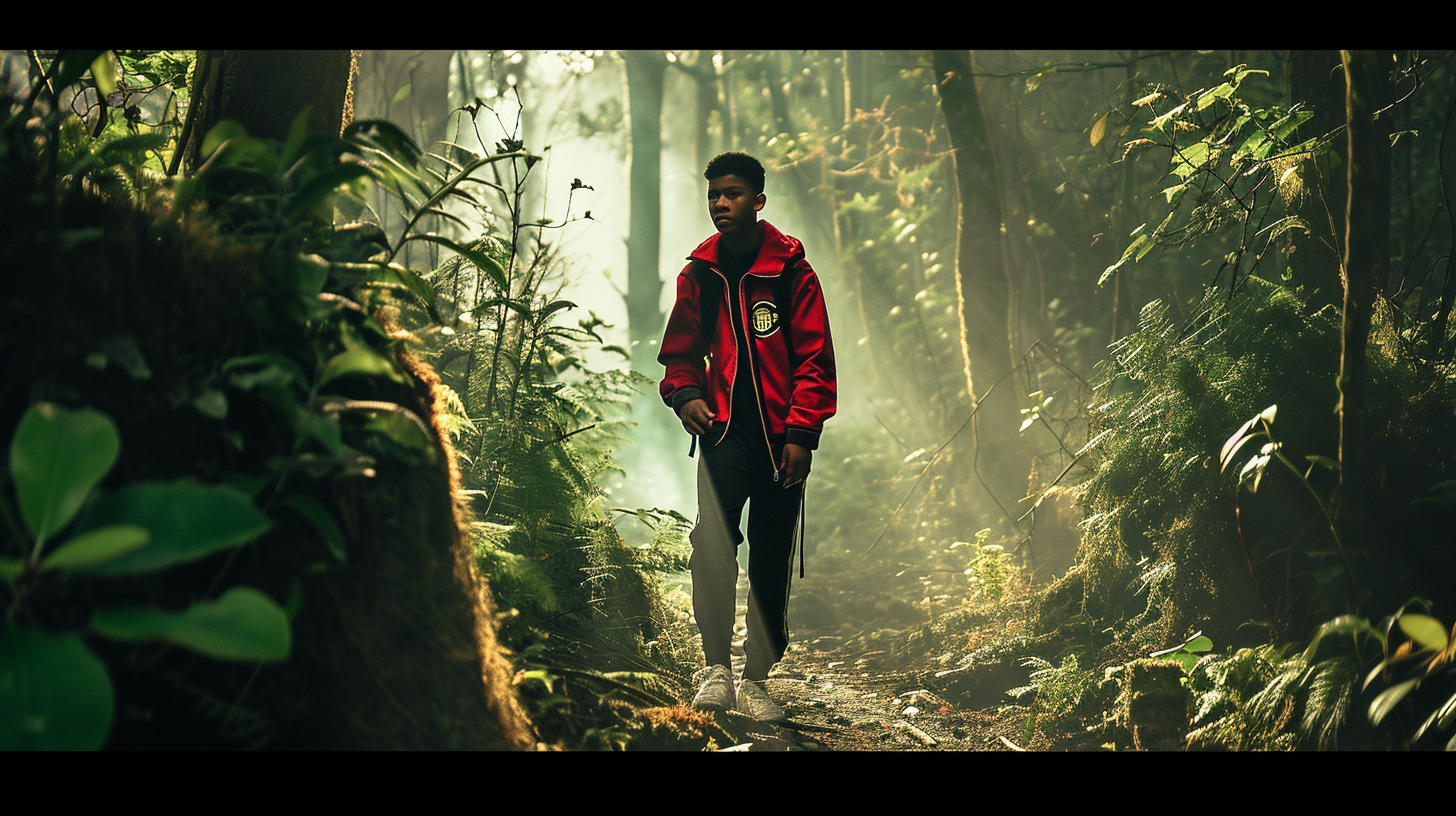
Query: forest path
[{"left": 695, "top": 560, "right": 1030, "bottom": 751}]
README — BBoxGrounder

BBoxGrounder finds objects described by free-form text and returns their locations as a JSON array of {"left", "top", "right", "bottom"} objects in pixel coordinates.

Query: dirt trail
[{"left": 696, "top": 565, "right": 1034, "bottom": 751}]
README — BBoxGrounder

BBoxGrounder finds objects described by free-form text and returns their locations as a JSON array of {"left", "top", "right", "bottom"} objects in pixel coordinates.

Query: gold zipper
[
  {"left": 709, "top": 264, "right": 733, "bottom": 447},
  {"left": 740, "top": 272, "right": 781, "bottom": 482},
  {"left": 708, "top": 260, "right": 782, "bottom": 482}
]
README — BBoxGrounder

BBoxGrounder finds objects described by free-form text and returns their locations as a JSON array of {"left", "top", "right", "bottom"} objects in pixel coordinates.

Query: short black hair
[{"left": 704, "top": 152, "right": 765, "bottom": 194}]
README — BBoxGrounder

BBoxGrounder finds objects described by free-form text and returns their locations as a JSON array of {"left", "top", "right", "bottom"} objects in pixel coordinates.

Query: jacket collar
[{"left": 689, "top": 220, "right": 803, "bottom": 275}]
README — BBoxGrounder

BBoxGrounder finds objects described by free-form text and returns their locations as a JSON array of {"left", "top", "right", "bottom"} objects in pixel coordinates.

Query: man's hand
[
  {"left": 678, "top": 399, "right": 715, "bottom": 436},
  {"left": 779, "top": 443, "right": 811, "bottom": 488}
]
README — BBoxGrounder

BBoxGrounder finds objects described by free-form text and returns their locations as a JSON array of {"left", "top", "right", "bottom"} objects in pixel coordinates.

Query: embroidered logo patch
[{"left": 750, "top": 300, "right": 779, "bottom": 337}]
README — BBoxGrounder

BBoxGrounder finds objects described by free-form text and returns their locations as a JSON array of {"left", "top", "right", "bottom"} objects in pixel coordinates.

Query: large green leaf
[
  {"left": 0, "top": 623, "right": 114, "bottom": 750},
  {"left": 1398, "top": 613, "right": 1449, "bottom": 652},
  {"left": 285, "top": 161, "right": 372, "bottom": 218},
  {"left": 200, "top": 120, "right": 247, "bottom": 162},
  {"left": 317, "top": 347, "right": 407, "bottom": 389},
  {"left": 39, "top": 524, "right": 149, "bottom": 571},
  {"left": 73, "top": 482, "right": 273, "bottom": 576},
  {"left": 1369, "top": 678, "right": 1420, "bottom": 726},
  {"left": 51, "top": 50, "right": 108, "bottom": 95},
  {"left": 91, "top": 587, "right": 290, "bottom": 662},
  {"left": 9, "top": 403, "right": 120, "bottom": 547}
]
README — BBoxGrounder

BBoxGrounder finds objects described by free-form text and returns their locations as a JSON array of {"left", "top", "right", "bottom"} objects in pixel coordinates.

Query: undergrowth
[{"left": 380, "top": 99, "right": 700, "bottom": 746}]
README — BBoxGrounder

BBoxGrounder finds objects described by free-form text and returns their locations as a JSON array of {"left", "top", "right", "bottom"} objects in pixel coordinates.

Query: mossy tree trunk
[
  {"left": 171, "top": 49, "right": 536, "bottom": 748},
  {"left": 186, "top": 50, "right": 355, "bottom": 170},
  {"left": 1335, "top": 50, "right": 1393, "bottom": 560}
]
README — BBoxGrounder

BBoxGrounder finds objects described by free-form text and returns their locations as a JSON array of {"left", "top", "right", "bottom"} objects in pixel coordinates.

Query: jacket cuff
[
  {"left": 785, "top": 427, "right": 821, "bottom": 450},
  {"left": 670, "top": 387, "right": 706, "bottom": 415}
]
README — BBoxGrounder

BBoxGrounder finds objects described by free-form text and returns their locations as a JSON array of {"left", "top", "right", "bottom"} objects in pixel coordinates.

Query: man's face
[{"left": 706, "top": 174, "right": 764, "bottom": 238}]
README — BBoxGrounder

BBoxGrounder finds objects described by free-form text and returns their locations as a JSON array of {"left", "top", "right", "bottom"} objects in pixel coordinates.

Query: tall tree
[
  {"left": 623, "top": 50, "right": 667, "bottom": 363},
  {"left": 1335, "top": 50, "right": 1393, "bottom": 551},
  {"left": 187, "top": 50, "right": 354, "bottom": 167},
  {"left": 1286, "top": 50, "right": 1348, "bottom": 307},
  {"left": 932, "top": 49, "right": 1029, "bottom": 515}
]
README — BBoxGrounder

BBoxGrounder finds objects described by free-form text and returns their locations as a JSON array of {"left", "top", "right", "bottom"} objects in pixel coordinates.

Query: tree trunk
[
  {"left": 1286, "top": 50, "right": 1348, "bottom": 308},
  {"left": 623, "top": 50, "right": 666, "bottom": 366},
  {"left": 1109, "top": 51, "right": 1140, "bottom": 343},
  {"left": 1335, "top": 50, "right": 1392, "bottom": 562},
  {"left": 932, "top": 49, "right": 1029, "bottom": 516},
  {"left": 195, "top": 50, "right": 355, "bottom": 147},
  {"left": 692, "top": 52, "right": 722, "bottom": 173}
]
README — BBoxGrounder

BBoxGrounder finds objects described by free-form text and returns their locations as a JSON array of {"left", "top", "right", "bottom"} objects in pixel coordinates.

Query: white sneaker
[
  {"left": 691, "top": 664, "right": 736, "bottom": 711},
  {"left": 736, "top": 679, "right": 787, "bottom": 722}
]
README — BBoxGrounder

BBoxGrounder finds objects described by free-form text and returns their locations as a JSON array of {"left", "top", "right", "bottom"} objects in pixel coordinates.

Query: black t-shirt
[{"left": 716, "top": 240, "right": 766, "bottom": 437}]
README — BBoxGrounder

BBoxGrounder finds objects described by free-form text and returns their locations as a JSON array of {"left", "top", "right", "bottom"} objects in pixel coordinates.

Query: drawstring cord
[{"left": 796, "top": 481, "right": 806, "bottom": 579}]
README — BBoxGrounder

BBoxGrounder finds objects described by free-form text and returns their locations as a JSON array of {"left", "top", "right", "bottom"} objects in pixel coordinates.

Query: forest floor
[
  {"left": 710, "top": 638, "right": 1031, "bottom": 752},
  {"left": 627, "top": 536, "right": 1096, "bottom": 752}
]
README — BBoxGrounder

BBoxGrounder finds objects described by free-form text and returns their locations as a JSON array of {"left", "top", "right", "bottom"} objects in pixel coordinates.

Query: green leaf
[
  {"left": 1171, "top": 140, "right": 1213, "bottom": 179},
  {"left": 1437, "top": 691, "right": 1456, "bottom": 731},
  {"left": 200, "top": 120, "right": 248, "bottom": 162},
  {"left": 402, "top": 234, "right": 508, "bottom": 292},
  {"left": 91, "top": 587, "right": 290, "bottom": 662},
  {"left": 1398, "top": 613, "right": 1449, "bottom": 652},
  {"left": 1369, "top": 678, "right": 1420, "bottom": 726},
  {"left": 88, "top": 51, "right": 118, "bottom": 97},
  {"left": 0, "top": 557, "right": 21, "bottom": 584},
  {"left": 1098, "top": 256, "right": 1129, "bottom": 287},
  {"left": 317, "top": 348, "right": 407, "bottom": 389},
  {"left": 297, "top": 410, "right": 345, "bottom": 457},
  {"left": 359, "top": 410, "right": 438, "bottom": 461},
  {"left": 39, "top": 524, "right": 149, "bottom": 572},
  {"left": 346, "top": 119, "right": 424, "bottom": 166},
  {"left": 1149, "top": 102, "right": 1188, "bottom": 132},
  {"left": 223, "top": 353, "right": 308, "bottom": 389},
  {"left": 192, "top": 389, "right": 228, "bottom": 420},
  {"left": 280, "top": 108, "right": 312, "bottom": 169},
  {"left": 0, "top": 622, "right": 114, "bottom": 750},
  {"left": 9, "top": 403, "right": 120, "bottom": 547},
  {"left": 1305, "top": 454, "right": 1340, "bottom": 472},
  {"left": 1195, "top": 82, "right": 1234, "bottom": 111},
  {"left": 279, "top": 494, "right": 346, "bottom": 562},
  {"left": 286, "top": 162, "right": 372, "bottom": 218},
  {"left": 1220, "top": 413, "right": 1264, "bottom": 472},
  {"left": 73, "top": 483, "right": 273, "bottom": 576},
  {"left": 45, "top": 51, "right": 104, "bottom": 96},
  {"left": 285, "top": 253, "right": 329, "bottom": 299},
  {"left": 380, "top": 263, "right": 443, "bottom": 322},
  {"left": 1239, "top": 452, "right": 1271, "bottom": 492}
]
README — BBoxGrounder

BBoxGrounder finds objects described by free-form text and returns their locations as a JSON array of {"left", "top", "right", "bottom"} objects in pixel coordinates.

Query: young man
[{"left": 658, "top": 152, "right": 837, "bottom": 721}]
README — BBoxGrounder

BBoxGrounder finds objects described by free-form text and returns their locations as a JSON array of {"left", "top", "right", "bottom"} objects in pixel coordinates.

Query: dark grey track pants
[{"left": 691, "top": 425, "right": 803, "bottom": 682}]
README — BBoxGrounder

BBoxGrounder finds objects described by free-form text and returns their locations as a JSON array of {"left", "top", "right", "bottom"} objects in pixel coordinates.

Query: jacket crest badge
[{"left": 750, "top": 300, "right": 779, "bottom": 337}]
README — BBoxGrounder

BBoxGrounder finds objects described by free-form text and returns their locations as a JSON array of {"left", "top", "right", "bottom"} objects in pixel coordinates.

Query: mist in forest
[
  {"left": 350, "top": 51, "right": 1237, "bottom": 575},
  {"left": 352, "top": 52, "right": 1102, "bottom": 572},
  {"left": 351, "top": 50, "right": 1456, "bottom": 623}
]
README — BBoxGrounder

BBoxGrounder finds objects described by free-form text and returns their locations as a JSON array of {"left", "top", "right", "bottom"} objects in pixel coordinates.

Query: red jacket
[{"left": 658, "top": 221, "right": 837, "bottom": 454}]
